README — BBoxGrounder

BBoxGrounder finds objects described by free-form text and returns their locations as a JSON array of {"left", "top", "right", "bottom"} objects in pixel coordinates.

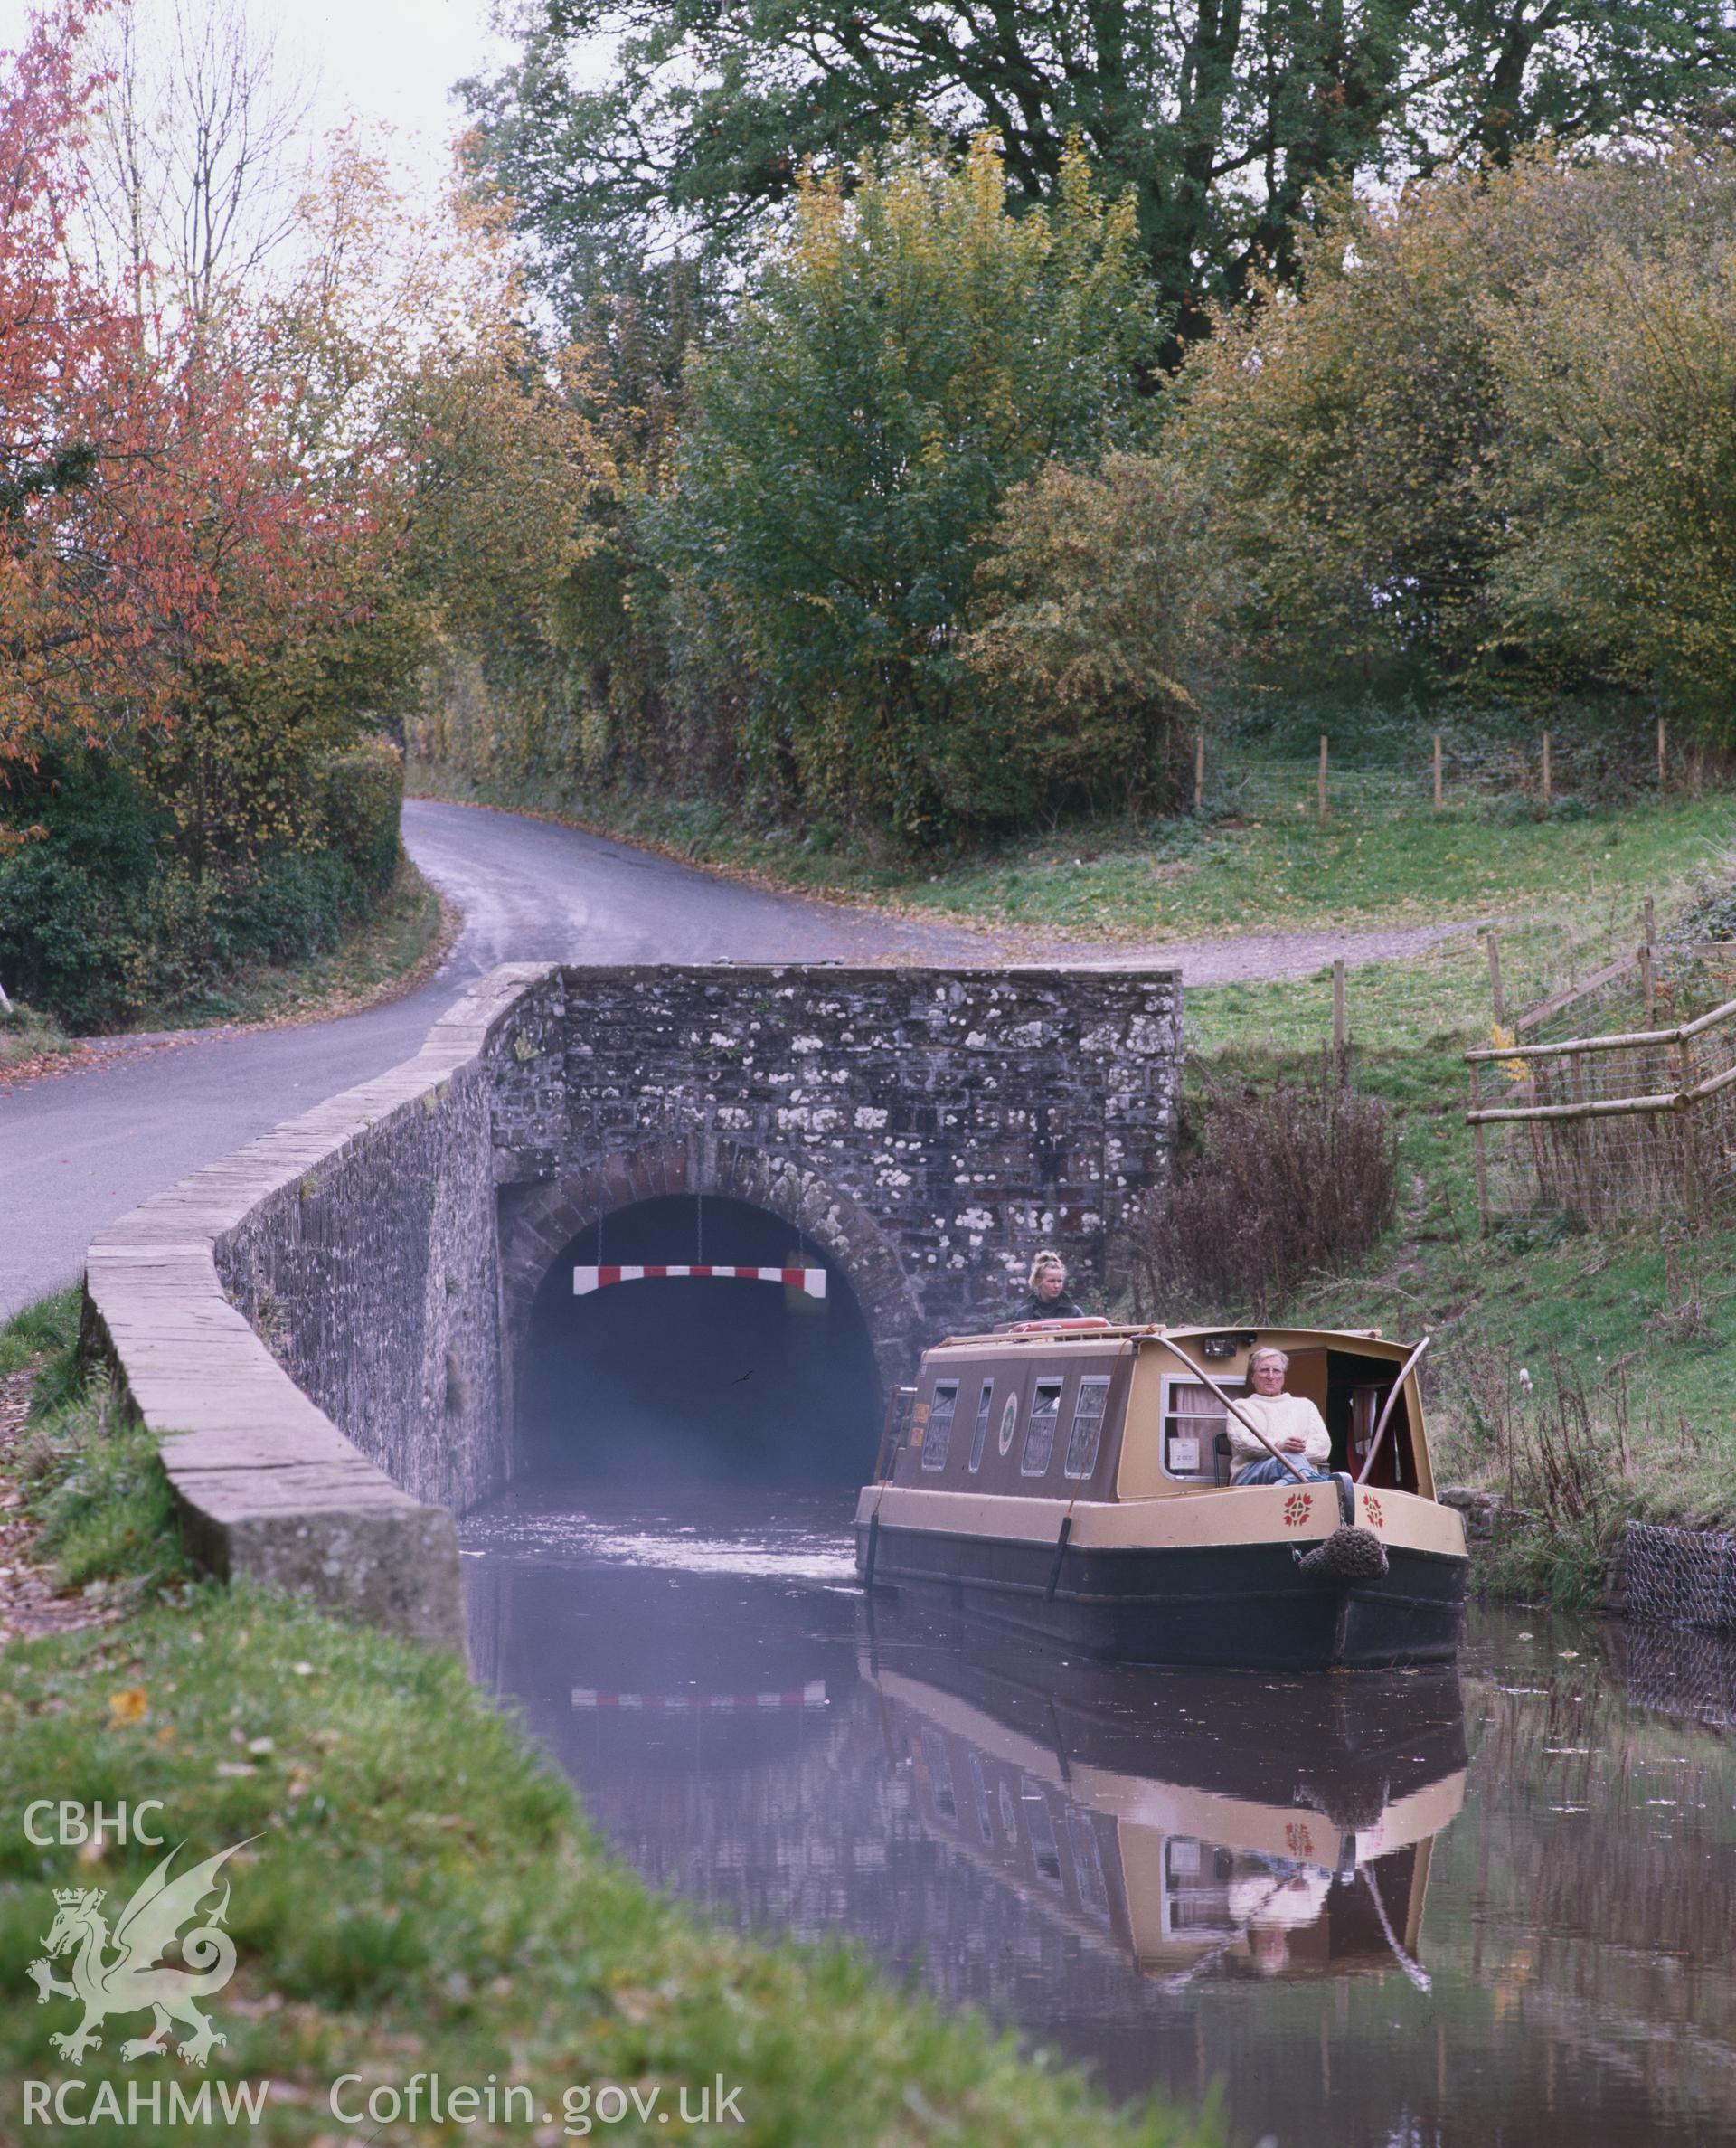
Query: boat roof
[{"left": 928, "top": 1320, "right": 1416, "bottom": 1360}]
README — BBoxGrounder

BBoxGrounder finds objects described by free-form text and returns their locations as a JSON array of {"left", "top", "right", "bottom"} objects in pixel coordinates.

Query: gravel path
[{"left": 1057, "top": 920, "right": 1486, "bottom": 984}]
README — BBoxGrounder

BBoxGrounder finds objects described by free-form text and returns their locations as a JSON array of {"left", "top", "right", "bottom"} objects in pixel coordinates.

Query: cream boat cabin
[{"left": 854, "top": 1321, "right": 1468, "bottom": 1670}]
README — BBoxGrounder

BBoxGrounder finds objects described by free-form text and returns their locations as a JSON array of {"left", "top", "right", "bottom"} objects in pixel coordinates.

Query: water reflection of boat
[
  {"left": 859, "top": 1602, "right": 1467, "bottom": 1986},
  {"left": 855, "top": 1321, "right": 1469, "bottom": 1670}
]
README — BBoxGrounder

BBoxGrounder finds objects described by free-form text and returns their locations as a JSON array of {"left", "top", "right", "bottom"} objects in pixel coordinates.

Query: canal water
[{"left": 461, "top": 1486, "right": 1736, "bottom": 2148}]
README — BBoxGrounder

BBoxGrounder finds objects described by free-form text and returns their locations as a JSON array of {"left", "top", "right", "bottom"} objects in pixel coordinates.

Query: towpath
[{"left": 0, "top": 799, "right": 1471, "bottom": 1318}]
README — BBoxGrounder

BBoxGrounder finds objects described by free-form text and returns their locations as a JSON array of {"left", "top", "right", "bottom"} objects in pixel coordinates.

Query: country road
[{"left": 0, "top": 798, "right": 1475, "bottom": 1320}]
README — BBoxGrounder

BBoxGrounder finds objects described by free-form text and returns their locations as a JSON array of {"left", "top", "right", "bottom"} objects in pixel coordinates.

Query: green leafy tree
[
  {"left": 1491, "top": 205, "right": 1736, "bottom": 726},
  {"left": 464, "top": 0, "right": 1736, "bottom": 347},
  {"left": 649, "top": 135, "right": 1156, "bottom": 845},
  {"left": 1171, "top": 144, "right": 1736, "bottom": 694}
]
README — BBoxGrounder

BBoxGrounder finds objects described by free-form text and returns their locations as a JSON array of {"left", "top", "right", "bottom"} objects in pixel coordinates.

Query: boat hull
[{"left": 854, "top": 1518, "right": 1467, "bottom": 1671}]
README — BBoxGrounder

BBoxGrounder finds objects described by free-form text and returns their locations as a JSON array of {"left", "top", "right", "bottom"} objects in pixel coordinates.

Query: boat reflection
[{"left": 860, "top": 1598, "right": 1466, "bottom": 1989}]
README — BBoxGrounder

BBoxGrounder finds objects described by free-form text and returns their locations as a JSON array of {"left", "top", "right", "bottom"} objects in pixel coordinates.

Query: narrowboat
[
  {"left": 854, "top": 1321, "right": 1467, "bottom": 1670},
  {"left": 860, "top": 1605, "right": 1465, "bottom": 1986}
]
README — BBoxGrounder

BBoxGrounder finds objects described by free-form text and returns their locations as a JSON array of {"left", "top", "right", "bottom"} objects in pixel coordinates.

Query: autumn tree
[
  {"left": 649, "top": 136, "right": 1156, "bottom": 845},
  {"left": 1490, "top": 177, "right": 1736, "bottom": 724},
  {"left": 963, "top": 456, "right": 1223, "bottom": 819},
  {"left": 0, "top": 1, "right": 217, "bottom": 782}
]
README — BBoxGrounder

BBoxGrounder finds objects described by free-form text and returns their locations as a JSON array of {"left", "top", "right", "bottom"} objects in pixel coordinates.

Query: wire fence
[{"left": 1197, "top": 719, "right": 1684, "bottom": 827}]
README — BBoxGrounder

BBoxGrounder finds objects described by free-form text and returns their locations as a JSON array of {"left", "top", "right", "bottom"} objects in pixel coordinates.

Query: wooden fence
[
  {"left": 1464, "top": 992, "right": 1736, "bottom": 1228},
  {"left": 1198, "top": 718, "right": 1682, "bottom": 824}
]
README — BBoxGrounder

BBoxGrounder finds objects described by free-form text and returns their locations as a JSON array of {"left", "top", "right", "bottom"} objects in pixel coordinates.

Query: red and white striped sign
[
  {"left": 573, "top": 1263, "right": 826, "bottom": 1299},
  {"left": 571, "top": 1681, "right": 828, "bottom": 1711}
]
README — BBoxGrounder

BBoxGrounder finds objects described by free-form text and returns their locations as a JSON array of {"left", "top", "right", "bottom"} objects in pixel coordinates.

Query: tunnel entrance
[{"left": 520, "top": 1194, "right": 883, "bottom": 1485}]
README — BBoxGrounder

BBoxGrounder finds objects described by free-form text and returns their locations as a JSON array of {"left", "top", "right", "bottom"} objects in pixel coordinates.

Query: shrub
[
  {"left": 311, "top": 737, "right": 404, "bottom": 895},
  {"left": 0, "top": 742, "right": 401, "bottom": 1030},
  {"left": 1137, "top": 1056, "right": 1399, "bottom": 1316}
]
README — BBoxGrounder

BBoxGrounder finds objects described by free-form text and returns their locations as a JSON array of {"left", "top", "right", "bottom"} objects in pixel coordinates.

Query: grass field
[{"left": 0, "top": 1298, "right": 1218, "bottom": 2148}]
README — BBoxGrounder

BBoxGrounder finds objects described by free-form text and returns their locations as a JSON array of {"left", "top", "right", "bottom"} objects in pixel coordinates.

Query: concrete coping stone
[{"left": 82, "top": 961, "right": 557, "bottom": 1651}]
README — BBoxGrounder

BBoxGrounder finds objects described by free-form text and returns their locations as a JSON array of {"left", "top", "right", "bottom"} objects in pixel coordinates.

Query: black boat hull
[{"left": 855, "top": 1519, "right": 1467, "bottom": 1671}]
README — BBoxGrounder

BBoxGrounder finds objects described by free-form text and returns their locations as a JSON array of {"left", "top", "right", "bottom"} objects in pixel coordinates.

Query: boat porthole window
[
  {"left": 1021, "top": 1380, "right": 1063, "bottom": 1476},
  {"left": 997, "top": 1393, "right": 1019, "bottom": 1456},
  {"left": 967, "top": 1381, "right": 994, "bottom": 1471},
  {"left": 921, "top": 1382, "right": 959, "bottom": 1471}
]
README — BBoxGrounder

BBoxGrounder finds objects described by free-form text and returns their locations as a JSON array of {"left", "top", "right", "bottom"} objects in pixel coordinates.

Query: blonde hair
[
  {"left": 1027, "top": 1251, "right": 1067, "bottom": 1292},
  {"left": 1249, "top": 1346, "right": 1289, "bottom": 1373}
]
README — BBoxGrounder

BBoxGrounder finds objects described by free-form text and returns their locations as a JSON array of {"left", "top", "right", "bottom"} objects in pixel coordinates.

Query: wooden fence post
[
  {"left": 1542, "top": 730, "right": 1552, "bottom": 809},
  {"left": 1658, "top": 715, "right": 1667, "bottom": 794},
  {"left": 1432, "top": 731, "right": 1442, "bottom": 811},
  {"left": 1317, "top": 733, "right": 1328, "bottom": 822},
  {"left": 1194, "top": 729, "right": 1205, "bottom": 812},
  {"left": 1486, "top": 931, "right": 1506, "bottom": 1027},
  {"left": 1679, "top": 1031, "right": 1702, "bottom": 1224},
  {"left": 1642, "top": 898, "right": 1656, "bottom": 1024},
  {"left": 1332, "top": 959, "right": 1346, "bottom": 1055}
]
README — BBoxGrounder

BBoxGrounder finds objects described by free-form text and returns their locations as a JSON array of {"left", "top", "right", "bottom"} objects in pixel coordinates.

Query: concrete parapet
[{"left": 82, "top": 964, "right": 556, "bottom": 1650}]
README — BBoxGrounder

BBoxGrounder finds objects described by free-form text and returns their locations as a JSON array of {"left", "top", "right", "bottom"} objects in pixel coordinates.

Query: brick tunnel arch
[{"left": 497, "top": 1140, "right": 927, "bottom": 1482}]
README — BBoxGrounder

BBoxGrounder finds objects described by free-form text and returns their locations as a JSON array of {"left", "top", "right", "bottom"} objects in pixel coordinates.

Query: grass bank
[
  {"left": 0, "top": 1300, "right": 1218, "bottom": 2148},
  {"left": 0, "top": 1002, "right": 74, "bottom": 1083}
]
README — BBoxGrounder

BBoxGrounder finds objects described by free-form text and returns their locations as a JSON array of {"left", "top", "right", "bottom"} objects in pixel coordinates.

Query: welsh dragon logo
[{"left": 27, "top": 1839, "right": 252, "bottom": 2068}]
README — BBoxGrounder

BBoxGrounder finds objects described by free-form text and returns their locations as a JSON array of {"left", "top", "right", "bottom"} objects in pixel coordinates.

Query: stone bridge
[{"left": 84, "top": 961, "right": 1181, "bottom": 1644}]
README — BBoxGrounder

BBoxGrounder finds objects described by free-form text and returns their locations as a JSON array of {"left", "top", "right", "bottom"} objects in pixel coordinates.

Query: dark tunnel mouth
[{"left": 519, "top": 1193, "right": 884, "bottom": 1487}]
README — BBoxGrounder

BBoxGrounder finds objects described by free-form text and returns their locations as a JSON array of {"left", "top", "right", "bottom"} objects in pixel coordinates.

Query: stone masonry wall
[
  {"left": 82, "top": 965, "right": 556, "bottom": 1649},
  {"left": 217, "top": 1043, "right": 508, "bottom": 1518},
  {"left": 494, "top": 965, "right": 1183, "bottom": 1386}
]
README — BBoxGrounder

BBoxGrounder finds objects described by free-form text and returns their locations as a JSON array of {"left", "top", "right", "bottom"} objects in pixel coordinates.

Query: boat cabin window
[
  {"left": 1063, "top": 1377, "right": 1111, "bottom": 1479},
  {"left": 1068, "top": 1811, "right": 1110, "bottom": 1921},
  {"left": 1021, "top": 1780, "right": 1063, "bottom": 1885},
  {"left": 920, "top": 1728, "right": 957, "bottom": 1819},
  {"left": 967, "top": 1379, "right": 994, "bottom": 1472},
  {"left": 1161, "top": 1376, "right": 1243, "bottom": 1484},
  {"left": 1020, "top": 1379, "right": 1064, "bottom": 1476},
  {"left": 921, "top": 1382, "right": 959, "bottom": 1471},
  {"left": 1161, "top": 1839, "right": 1240, "bottom": 1936}
]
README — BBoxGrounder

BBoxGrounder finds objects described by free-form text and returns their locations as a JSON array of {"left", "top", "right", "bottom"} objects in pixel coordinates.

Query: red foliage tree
[{"left": 0, "top": 3, "right": 391, "bottom": 819}]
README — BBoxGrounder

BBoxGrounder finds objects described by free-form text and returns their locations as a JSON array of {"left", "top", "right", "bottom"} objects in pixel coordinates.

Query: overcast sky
[{"left": 1, "top": 0, "right": 511, "bottom": 181}]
